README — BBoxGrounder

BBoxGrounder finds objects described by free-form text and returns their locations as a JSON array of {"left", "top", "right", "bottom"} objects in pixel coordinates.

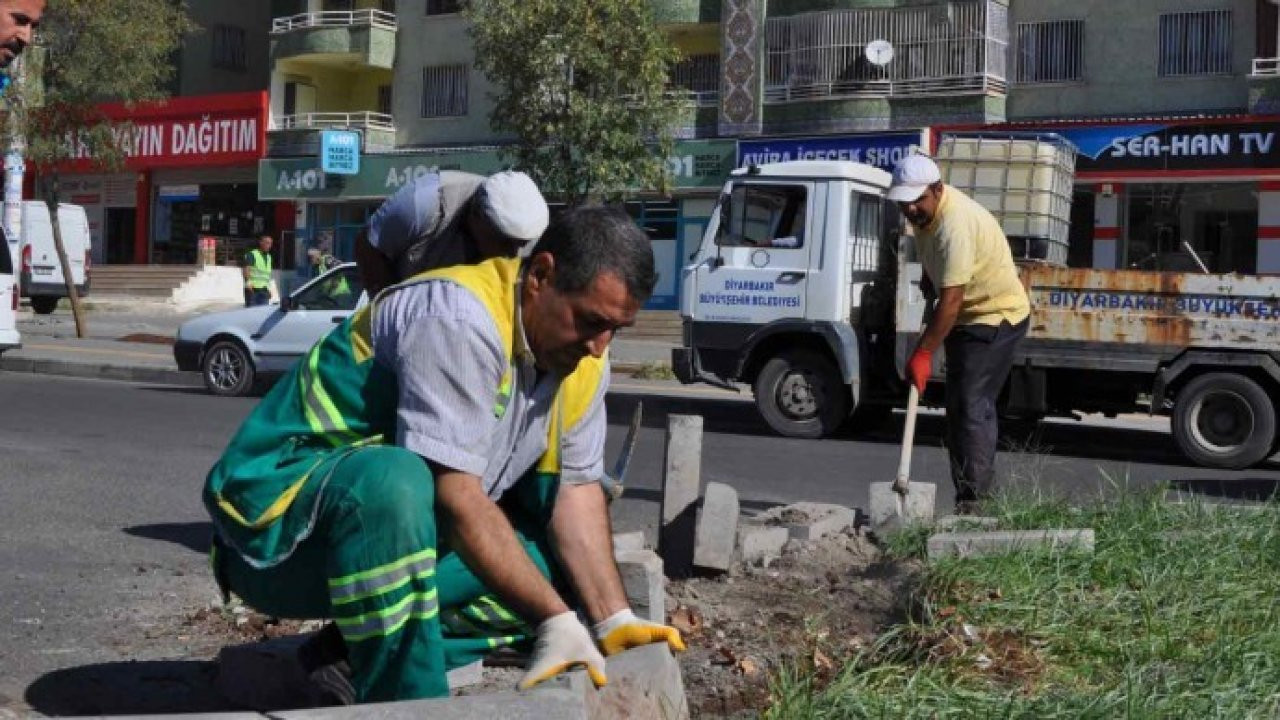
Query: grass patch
[
  {"left": 768, "top": 489, "right": 1280, "bottom": 718},
  {"left": 629, "top": 361, "right": 676, "bottom": 380}
]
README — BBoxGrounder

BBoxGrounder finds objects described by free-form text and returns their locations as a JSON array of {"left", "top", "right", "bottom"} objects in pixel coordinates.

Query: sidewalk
[{"left": 0, "top": 299, "right": 680, "bottom": 388}]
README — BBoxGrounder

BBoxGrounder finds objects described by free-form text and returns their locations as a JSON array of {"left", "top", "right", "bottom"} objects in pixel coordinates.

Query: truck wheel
[
  {"left": 754, "top": 349, "right": 849, "bottom": 439},
  {"left": 203, "top": 339, "right": 256, "bottom": 397},
  {"left": 1172, "top": 372, "right": 1276, "bottom": 469},
  {"left": 30, "top": 296, "right": 58, "bottom": 314}
]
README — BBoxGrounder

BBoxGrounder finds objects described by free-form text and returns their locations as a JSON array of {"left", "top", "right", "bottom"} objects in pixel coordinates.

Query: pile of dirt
[{"left": 668, "top": 529, "right": 920, "bottom": 718}]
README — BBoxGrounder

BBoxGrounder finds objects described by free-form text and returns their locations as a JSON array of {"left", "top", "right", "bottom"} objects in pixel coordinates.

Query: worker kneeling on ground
[{"left": 203, "top": 206, "right": 685, "bottom": 703}]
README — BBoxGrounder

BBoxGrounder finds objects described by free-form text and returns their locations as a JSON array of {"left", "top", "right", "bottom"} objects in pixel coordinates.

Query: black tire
[
  {"left": 753, "top": 349, "right": 849, "bottom": 439},
  {"left": 202, "top": 339, "right": 256, "bottom": 397},
  {"left": 1172, "top": 372, "right": 1276, "bottom": 469},
  {"left": 846, "top": 403, "right": 894, "bottom": 434},
  {"left": 30, "top": 296, "right": 58, "bottom": 314}
]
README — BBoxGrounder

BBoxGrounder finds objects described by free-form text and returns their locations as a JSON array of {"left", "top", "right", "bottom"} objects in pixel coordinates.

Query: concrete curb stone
[
  {"left": 0, "top": 355, "right": 201, "bottom": 387},
  {"left": 692, "top": 482, "right": 738, "bottom": 572},
  {"left": 927, "top": 529, "right": 1095, "bottom": 559},
  {"left": 756, "top": 502, "right": 855, "bottom": 541}
]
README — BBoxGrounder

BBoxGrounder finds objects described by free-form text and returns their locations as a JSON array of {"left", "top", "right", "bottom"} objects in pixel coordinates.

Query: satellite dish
[{"left": 865, "top": 39, "right": 895, "bottom": 67}]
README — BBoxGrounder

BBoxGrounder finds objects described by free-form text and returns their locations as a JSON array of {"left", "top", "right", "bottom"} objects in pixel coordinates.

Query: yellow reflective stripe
[
  {"left": 334, "top": 588, "right": 437, "bottom": 627},
  {"left": 298, "top": 350, "right": 330, "bottom": 439},
  {"left": 214, "top": 455, "right": 324, "bottom": 530},
  {"left": 329, "top": 547, "right": 437, "bottom": 590},
  {"left": 493, "top": 371, "right": 513, "bottom": 418},
  {"left": 479, "top": 595, "right": 523, "bottom": 628},
  {"left": 301, "top": 348, "right": 360, "bottom": 445},
  {"left": 536, "top": 392, "right": 564, "bottom": 474},
  {"left": 348, "top": 306, "right": 373, "bottom": 364},
  {"left": 442, "top": 608, "right": 484, "bottom": 635},
  {"left": 336, "top": 589, "right": 439, "bottom": 642}
]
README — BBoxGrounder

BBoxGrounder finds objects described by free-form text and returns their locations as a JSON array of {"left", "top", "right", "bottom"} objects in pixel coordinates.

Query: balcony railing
[
  {"left": 272, "top": 112, "right": 395, "bottom": 134},
  {"left": 1252, "top": 57, "right": 1280, "bottom": 76},
  {"left": 764, "top": 1, "right": 1008, "bottom": 102},
  {"left": 271, "top": 9, "right": 397, "bottom": 34}
]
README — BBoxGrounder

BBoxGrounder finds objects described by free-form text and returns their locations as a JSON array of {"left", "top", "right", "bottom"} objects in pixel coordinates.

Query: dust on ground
[{"left": 668, "top": 528, "right": 920, "bottom": 718}]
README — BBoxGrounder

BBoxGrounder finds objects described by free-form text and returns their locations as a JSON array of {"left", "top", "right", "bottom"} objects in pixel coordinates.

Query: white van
[
  {"left": 20, "top": 201, "right": 91, "bottom": 314},
  {"left": 0, "top": 236, "right": 19, "bottom": 354}
]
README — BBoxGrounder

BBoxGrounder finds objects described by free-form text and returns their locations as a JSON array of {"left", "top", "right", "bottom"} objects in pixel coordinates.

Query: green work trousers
[{"left": 218, "top": 445, "right": 560, "bottom": 702}]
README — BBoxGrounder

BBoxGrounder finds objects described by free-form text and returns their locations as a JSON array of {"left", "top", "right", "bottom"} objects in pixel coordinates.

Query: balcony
[
  {"left": 267, "top": 111, "right": 397, "bottom": 157},
  {"left": 764, "top": 1, "right": 1008, "bottom": 104},
  {"left": 649, "top": 0, "right": 720, "bottom": 25},
  {"left": 271, "top": 9, "right": 397, "bottom": 70},
  {"left": 1249, "top": 58, "right": 1280, "bottom": 114}
]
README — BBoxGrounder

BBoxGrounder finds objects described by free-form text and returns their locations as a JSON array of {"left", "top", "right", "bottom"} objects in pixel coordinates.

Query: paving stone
[
  {"left": 659, "top": 415, "right": 703, "bottom": 578},
  {"left": 927, "top": 529, "right": 1095, "bottom": 560},
  {"left": 693, "top": 482, "right": 739, "bottom": 573},
  {"left": 554, "top": 644, "right": 688, "bottom": 720},
  {"left": 868, "top": 481, "right": 937, "bottom": 530},
  {"left": 758, "top": 502, "right": 855, "bottom": 541},
  {"left": 615, "top": 549, "right": 666, "bottom": 624},
  {"left": 935, "top": 515, "right": 999, "bottom": 531},
  {"left": 270, "top": 689, "right": 588, "bottom": 720},
  {"left": 611, "top": 531, "right": 647, "bottom": 554},
  {"left": 736, "top": 524, "right": 789, "bottom": 564},
  {"left": 446, "top": 660, "right": 485, "bottom": 690}
]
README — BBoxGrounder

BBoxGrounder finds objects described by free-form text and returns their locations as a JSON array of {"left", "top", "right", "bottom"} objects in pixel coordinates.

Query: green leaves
[
  {"left": 8, "top": 0, "right": 195, "bottom": 172},
  {"left": 466, "top": 0, "right": 681, "bottom": 205}
]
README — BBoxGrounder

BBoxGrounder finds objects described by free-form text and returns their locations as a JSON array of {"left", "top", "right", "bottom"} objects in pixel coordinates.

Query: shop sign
[
  {"left": 261, "top": 140, "right": 740, "bottom": 200},
  {"left": 158, "top": 184, "right": 200, "bottom": 202},
  {"left": 60, "top": 92, "right": 268, "bottom": 173},
  {"left": 738, "top": 132, "right": 923, "bottom": 172},
  {"left": 320, "top": 130, "right": 361, "bottom": 176},
  {"left": 1054, "top": 121, "right": 1280, "bottom": 174}
]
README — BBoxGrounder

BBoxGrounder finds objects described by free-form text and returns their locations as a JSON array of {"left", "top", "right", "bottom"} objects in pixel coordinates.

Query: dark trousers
[
  {"left": 943, "top": 318, "right": 1029, "bottom": 502},
  {"left": 244, "top": 288, "right": 271, "bottom": 307}
]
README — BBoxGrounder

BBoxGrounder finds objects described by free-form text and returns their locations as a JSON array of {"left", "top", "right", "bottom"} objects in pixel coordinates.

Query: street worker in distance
[
  {"left": 203, "top": 207, "right": 685, "bottom": 703},
  {"left": 242, "top": 234, "right": 274, "bottom": 307},
  {"left": 887, "top": 154, "right": 1030, "bottom": 513},
  {"left": 355, "top": 170, "right": 549, "bottom": 297}
]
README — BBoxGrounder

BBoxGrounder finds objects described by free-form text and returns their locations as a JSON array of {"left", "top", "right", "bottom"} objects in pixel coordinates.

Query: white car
[
  {"left": 174, "top": 263, "right": 365, "bottom": 396},
  {"left": 0, "top": 240, "right": 19, "bottom": 354}
]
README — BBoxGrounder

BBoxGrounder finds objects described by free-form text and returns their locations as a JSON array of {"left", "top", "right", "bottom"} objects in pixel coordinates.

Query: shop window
[
  {"left": 1015, "top": 19, "right": 1084, "bottom": 84},
  {"left": 212, "top": 25, "right": 247, "bottom": 73},
  {"left": 716, "top": 185, "right": 807, "bottom": 249},
  {"left": 426, "top": 0, "right": 462, "bottom": 15},
  {"left": 1124, "top": 183, "right": 1257, "bottom": 274},
  {"left": 422, "top": 64, "right": 468, "bottom": 117},
  {"left": 1158, "top": 10, "right": 1232, "bottom": 76}
]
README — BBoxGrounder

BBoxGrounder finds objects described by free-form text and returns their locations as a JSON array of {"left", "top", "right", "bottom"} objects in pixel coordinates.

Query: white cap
[
  {"left": 885, "top": 154, "right": 942, "bottom": 202},
  {"left": 477, "top": 171, "right": 550, "bottom": 245}
]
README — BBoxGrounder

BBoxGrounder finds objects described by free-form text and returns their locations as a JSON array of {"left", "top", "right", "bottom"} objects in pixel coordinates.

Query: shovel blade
[{"left": 869, "top": 481, "right": 937, "bottom": 531}]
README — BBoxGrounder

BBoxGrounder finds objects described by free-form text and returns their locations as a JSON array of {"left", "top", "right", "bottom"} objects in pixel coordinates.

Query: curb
[{"left": 0, "top": 355, "right": 202, "bottom": 388}]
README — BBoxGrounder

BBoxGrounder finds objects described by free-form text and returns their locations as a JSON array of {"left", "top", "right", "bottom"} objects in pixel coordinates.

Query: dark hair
[{"left": 530, "top": 206, "right": 657, "bottom": 303}]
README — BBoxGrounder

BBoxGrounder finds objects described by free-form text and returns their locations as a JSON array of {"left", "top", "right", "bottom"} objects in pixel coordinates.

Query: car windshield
[{"left": 292, "top": 268, "right": 363, "bottom": 311}]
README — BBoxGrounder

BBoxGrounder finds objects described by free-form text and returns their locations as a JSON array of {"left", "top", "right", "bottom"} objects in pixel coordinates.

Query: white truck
[{"left": 672, "top": 134, "right": 1280, "bottom": 470}]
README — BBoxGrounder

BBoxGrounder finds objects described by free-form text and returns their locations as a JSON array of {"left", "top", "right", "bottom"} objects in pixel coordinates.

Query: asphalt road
[{"left": 2, "top": 372, "right": 1278, "bottom": 714}]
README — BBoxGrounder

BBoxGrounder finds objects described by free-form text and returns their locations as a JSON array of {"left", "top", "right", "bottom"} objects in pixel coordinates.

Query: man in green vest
[
  {"left": 205, "top": 206, "right": 684, "bottom": 704},
  {"left": 242, "top": 234, "right": 274, "bottom": 307}
]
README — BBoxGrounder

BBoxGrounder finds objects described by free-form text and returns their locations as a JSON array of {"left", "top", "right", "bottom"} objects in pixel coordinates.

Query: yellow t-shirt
[{"left": 915, "top": 185, "right": 1030, "bottom": 327}]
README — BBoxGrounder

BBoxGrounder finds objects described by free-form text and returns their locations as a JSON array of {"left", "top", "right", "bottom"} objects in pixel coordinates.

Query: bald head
[{"left": 0, "top": 0, "right": 42, "bottom": 69}]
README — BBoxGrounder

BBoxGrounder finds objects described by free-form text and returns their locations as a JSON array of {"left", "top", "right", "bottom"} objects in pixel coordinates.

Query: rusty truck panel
[{"left": 1022, "top": 266, "right": 1280, "bottom": 353}]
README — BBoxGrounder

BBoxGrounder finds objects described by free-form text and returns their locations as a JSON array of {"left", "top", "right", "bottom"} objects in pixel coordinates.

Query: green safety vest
[
  {"left": 246, "top": 249, "right": 273, "bottom": 289},
  {"left": 205, "top": 257, "right": 606, "bottom": 566}
]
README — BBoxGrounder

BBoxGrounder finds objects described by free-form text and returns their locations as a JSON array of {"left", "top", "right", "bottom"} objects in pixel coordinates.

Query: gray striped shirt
[{"left": 371, "top": 277, "right": 607, "bottom": 500}]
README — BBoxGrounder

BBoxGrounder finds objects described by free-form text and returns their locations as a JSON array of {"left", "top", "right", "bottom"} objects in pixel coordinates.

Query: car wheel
[
  {"left": 203, "top": 339, "right": 256, "bottom": 397},
  {"left": 753, "top": 349, "right": 849, "bottom": 439},
  {"left": 1172, "top": 372, "right": 1276, "bottom": 469},
  {"left": 30, "top": 296, "right": 58, "bottom": 314}
]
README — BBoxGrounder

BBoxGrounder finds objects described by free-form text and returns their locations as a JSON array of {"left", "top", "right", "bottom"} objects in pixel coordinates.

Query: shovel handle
[{"left": 893, "top": 385, "right": 921, "bottom": 494}]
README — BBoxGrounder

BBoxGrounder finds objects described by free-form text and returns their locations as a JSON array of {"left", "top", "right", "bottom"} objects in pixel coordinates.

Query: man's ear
[{"left": 526, "top": 252, "right": 555, "bottom": 291}]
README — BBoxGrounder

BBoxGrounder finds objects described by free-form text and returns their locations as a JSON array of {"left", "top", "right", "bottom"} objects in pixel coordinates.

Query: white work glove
[
  {"left": 518, "top": 611, "right": 608, "bottom": 690},
  {"left": 592, "top": 609, "right": 687, "bottom": 657}
]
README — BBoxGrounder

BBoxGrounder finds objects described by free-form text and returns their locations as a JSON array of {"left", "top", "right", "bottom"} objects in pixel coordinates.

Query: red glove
[{"left": 907, "top": 348, "right": 933, "bottom": 393}]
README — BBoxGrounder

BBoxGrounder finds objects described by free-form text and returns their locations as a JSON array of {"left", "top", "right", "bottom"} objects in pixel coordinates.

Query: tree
[
  {"left": 467, "top": 0, "right": 682, "bottom": 207},
  {"left": 6, "top": 0, "right": 193, "bottom": 336}
]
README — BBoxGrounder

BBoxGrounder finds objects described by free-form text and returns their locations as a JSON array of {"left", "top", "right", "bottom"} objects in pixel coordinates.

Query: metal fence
[
  {"left": 1158, "top": 9, "right": 1232, "bottom": 77},
  {"left": 670, "top": 54, "right": 720, "bottom": 106},
  {"left": 272, "top": 112, "right": 395, "bottom": 133},
  {"left": 764, "top": 0, "right": 1008, "bottom": 102},
  {"left": 271, "top": 9, "right": 398, "bottom": 34}
]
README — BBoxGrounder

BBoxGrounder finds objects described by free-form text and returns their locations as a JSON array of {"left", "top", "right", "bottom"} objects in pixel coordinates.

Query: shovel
[{"left": 869, "top": 385, "right": 936, "bottom": 531}]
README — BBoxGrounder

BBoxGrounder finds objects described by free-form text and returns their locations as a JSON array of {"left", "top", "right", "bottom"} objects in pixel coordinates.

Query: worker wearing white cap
[
  {"left": 887, "top": 153, "right": 1030, "bottom": 513},
  {"left": 356, "top": 170, "right": 550, "bottom": 296}
]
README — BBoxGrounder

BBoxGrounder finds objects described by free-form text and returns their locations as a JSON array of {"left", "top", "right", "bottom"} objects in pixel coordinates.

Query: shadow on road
[
  {"left": 25, "top": 660, "right": 232, "bottom": 716},
  {"left": 619, "top": 485, "right": 782, "bottom": 513},
  {"left": 125, "top": 522, "right": 214, "bottom": 554},
  {"left": 1168, "top": 477, "right": 1280, "bottom": 502}
]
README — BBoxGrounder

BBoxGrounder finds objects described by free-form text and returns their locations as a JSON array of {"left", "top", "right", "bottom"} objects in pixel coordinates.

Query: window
[
  {"left": 294, "top": 267, "right": 364, "bottom": 311},
  {"left": 717, "top": 184, "right": 808, "bottom": 249},
  {"left": 378, "top": 85, "right": 393, "bottom": 116},
  {"left": 1159, "top": 9, "right": 1232, "bottom": 76},
  {"left": 211, "top": 25, "right": 246, "bottom": 72},
  {"left": 422, "top": 64, "right": 468, "bottom": 117},
  {"left": 849, "top": 194, "right": 884, "bottom": 272},
  {"left": 1016, "top": 19, "right": 1084, "bottom": 83},
  {"left": 426, "top": 0, "right": 461, "bottom": 15}
]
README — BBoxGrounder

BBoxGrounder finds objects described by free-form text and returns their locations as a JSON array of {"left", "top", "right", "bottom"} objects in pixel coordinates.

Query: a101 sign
[{"left": 320, "top": 130, "right": 361, "bottom": 175}]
